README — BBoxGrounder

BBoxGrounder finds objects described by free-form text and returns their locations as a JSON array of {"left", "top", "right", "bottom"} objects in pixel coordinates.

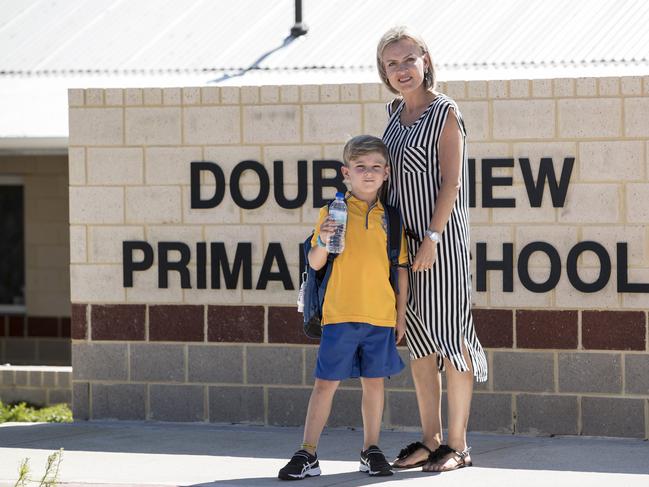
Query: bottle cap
[{"left": 335, "top": 192, "right": 345, "bottom": 199}]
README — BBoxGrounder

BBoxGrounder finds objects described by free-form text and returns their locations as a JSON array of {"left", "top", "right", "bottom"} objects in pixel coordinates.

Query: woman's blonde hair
[{"left": 376, "top": 26, "right": 436, "bottom": 95}]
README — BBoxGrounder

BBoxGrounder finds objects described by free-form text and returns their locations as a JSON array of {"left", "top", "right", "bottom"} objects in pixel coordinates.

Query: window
[{"left": 0, "top": 176, "right": 25, "bottom": 312}]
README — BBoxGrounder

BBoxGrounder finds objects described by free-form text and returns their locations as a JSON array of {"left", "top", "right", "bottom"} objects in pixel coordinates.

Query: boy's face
[{"left": 341, "top": 152, "right": 389, "bottom": 197}]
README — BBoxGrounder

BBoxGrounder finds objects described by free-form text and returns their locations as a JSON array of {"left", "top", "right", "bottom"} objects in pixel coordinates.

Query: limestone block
[
  {"left": 516, "top": 394, "right": 578, "bottom": 435},
  {"left": 125, "top": 186, "right": 182, "bottom": 224},
  {"left": 88, "top": 225, "right": 145, "bottom": 263},
  {"left": 363, "top": 103, "right": 389, "bottom": 137},
  {"left": 445, "top": 81, "right": 466, "bottom": 100},
  {"left": 488, "top": 270, "right": 553, "bottom": 308},
  {"left": 581, "top": 226, "right": 646, "bottom": 266},
  {"left": 70, "top": 264, "right": 125, "bottom": 302},
  {"left": 125, "top": 107, "right": 181, "bottom": 145},
  {"left": 203, "top": 145, "right": 261, "bottom": 185},
  {"left": 201, "top": 86, "right": 220, "bottom": 105},
  {"left": 581, "top": 397, "right": 645, "bottom": 438},
  {"left": 68, "top": 89, "right": 84, "bottom": 106},
  {"left": 209, "top": 386, "right": 264, "bottom": 423},
  {"left": 467, "top": 81, "right": 487, "bottom": 99},
  {"left": 125, "top": 267, "right": 183, "bottom": 304},
  {"left": 69, "top": 187, "right": 124, "bottom": 224},
  {"left": 183, "top": 266, "right": 243, "bottom": 304},
  {"left": 149, "top": 384, "right": 205, "bottom": 422},
  {"left": 72, "top": 343, "right": 127, "bottom": 380},
  {"left": 260, "top": 85, "right": 280, "bottom": 103},
  {"left": 599, "top": 77, "right": 620, "bottom": 96},
  {"left": 68, "top": 147, "right": 86, "bottom": 185},
  {"left": 319, "top": 85, "right": 339, "bottom": 102},
  {"left": 240, "top": 86, "right": 259, "bottom": 104},
  {"left": 511, "top": 142, "right": 576, "bottom": 184},
  {"left": 105, "top": 89, "right": 123, "bottom": 106},
  {"left": 624, "top": 98, "right": 649, "bottom": 136},
  {"left": 626, "top": 183, "right": 649, "bottom": 223},
  {"left": 85, "top": 89, "right": 104, "bottom": 106},
  {"left": 188, "top": 345, "right": 244, "bottom": 383},
  {"left": 514, "top": 225, "right": 578, "bottom": 268},
  {"left": 243, "top": 105, "right": 300, "bottom": 144},
  {"left": 181, "top": 185, "right": 240, "bottom": 224},
  {"left": 68, "top": 108, "right": 123, "bottom": 146},
  {"left": 559, "top": 352, "right": 622, "bottom": 393},
  {"left": 468, "top": 393, "right": 513, "bottom": 433},
  {"left": 163, "top": 88, "right": 181, "bottom": 105},
  {"left": 145, "top": 225, "right": 203, "bottom": 264},
  {"left": 459, "top": 101, "right": 489, "bottom": 141},
  {"left": 575, "top": 78, "right": 597, "bottom": 96},
  {"left": 182, "top": 87, "right": 200, "bottom": 105},
  {"left": 204, "top": 224, "right": 264, "bottom": 265},
  {"left": 184, "top": 106, "right": 241, "bottom": 144},
  {"left": 300, "top": 85, "right": 319, "bottom": 103},
  {"left": 467, "top": 143, "right": 511, "bottom": 182},
  {"left": 303, "top": 104, "right": 361, "bottom": 144},
  {"left": 532, "top": 79, "right": 552, "bottom": 98},
  {"left": 125, "top": 88, "right": 143, "bottom": 105},
  {"left": 621, "top": 76, "right": 642, "bottom": 95},
  {"left": 145, "top": 147, "right": 202, "bottom": 185},
  {"left": 493, "top": 351, "right": 554, "bottom": 392},
  {"left": 487, "top": 80, "right": 508, "bottom": 99},
  {"left": 553, "top": 78, "right": 574, "bottom": 97},
  {"left": 264, "top": 224, "right": 314, "bottom": 265},
  {"left": 241, "top": 197, "right": 301, "bottom": 224},
  {"left": 493, "top": 100, "right": 555, "bottom": 139},
  {"left": 92, "top": 383, "right": 145, "bottom": 420},
  {"left": 280, "top": 85, "right": 299, "bottom": 103},
  {"left": 554, "top": 270, "right": 620, "bottom": 308},
  {"left": 247, "top": 346, "right": 303, "bottom": 385},
  {"left": 509, "top": 79, "right": 530, "bottom": 98},
  {"left": 87, "top": 148, "right": 143, "bottom": 185},
  {"left": 143, "top": 88, "right": 162, "bottom": 105},
  {"left": 622, "top": 268, "right": 649, "bottom": 309},
  {"left": 69, "top": 225, "right": 87, "bottom": 263},
  {"left": 360, "top": 83, "right": 380, "bottom": 101},
  {"left": 340, "top": 84, "right": 360, "bottom": 102},
  {"left": 220, "top": 87, "right": 240, "bottom": 104},
  {"left": 558, "top": 183, "right": 619, "bottom": 224},
  {"left": 579, "top": 141, "right": 643, "bottom": 181},
  {"left": 492, "top": 185, "right": 557, "bottom": 223},
  {"left": 130, "top": 343, "right": 185, "bottom": 382},
  {"left": 242, "top": 264, "right": 298, "bottom": 305},
  {"left": 262, "top": 145, "right": 322, "bottom": 185},
  {"left": 559, "top": 98, "right": 622, "bottom": 138}
]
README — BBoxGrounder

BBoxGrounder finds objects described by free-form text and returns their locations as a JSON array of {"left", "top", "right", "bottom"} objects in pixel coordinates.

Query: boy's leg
[
  {"left": 302, "top": 378, "right": 340, "bottom": 454},
  {"left": 360, "top": 376, "right": 384, "bottom": 450}
]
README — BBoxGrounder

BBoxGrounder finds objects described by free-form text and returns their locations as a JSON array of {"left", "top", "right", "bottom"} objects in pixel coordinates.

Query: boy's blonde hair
[
  {"left": 376, "top": 26, "right": 436, "bottom": 95},
  {"left": 343, "top": 135, "right": 389, "bottom": 166}
]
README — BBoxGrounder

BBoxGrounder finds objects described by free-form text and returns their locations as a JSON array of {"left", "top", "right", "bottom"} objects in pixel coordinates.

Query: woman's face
[{"left": 381, "top": 38, "right": 428, "bottom": 95}]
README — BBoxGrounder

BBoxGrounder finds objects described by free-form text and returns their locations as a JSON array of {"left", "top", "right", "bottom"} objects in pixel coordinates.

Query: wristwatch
[{"left": 424, "top": 230, "right": 441, "bottom": 244}]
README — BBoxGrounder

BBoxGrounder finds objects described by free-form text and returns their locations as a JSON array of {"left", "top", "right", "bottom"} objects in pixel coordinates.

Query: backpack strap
[{"left": 384, "top": 204, "right": 402, "bottom": 294}]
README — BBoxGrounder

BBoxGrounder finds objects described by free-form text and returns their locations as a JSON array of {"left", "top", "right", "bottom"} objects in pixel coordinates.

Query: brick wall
[{"left": 68, "top": 78, "right": 649, "bottom": 437}]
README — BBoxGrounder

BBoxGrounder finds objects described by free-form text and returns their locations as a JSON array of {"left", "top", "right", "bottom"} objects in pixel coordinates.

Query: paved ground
[{"left": 0, "top": 421, "right": 648, "bottom": 487}]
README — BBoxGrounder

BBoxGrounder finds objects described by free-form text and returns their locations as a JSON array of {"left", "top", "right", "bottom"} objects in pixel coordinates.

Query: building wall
[
  {"left": 68, "top": 79, "right": 649, "bottom": 437},
  {"left": 0, "top": 156, "right": 71, "bottom": 366}
]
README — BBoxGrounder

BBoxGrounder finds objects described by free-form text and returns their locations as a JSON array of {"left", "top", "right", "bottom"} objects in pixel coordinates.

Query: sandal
[
  {"left": 422, "top": 445, "right": 472, "bottom": 472},
  {"left": 391, "top": 441, "right": 433, "bottom": 469}
]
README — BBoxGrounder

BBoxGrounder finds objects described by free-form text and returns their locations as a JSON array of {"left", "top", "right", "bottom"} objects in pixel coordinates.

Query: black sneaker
[
  {"left": 359, "top": 445, "right": 394, "bottom": 476},
  {"left": 278, "top": 450, "right": 321, "bottom": 481}
]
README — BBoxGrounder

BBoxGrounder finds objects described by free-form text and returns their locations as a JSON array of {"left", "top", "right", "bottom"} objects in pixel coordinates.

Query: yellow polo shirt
[{"left": 311, "top": 195, "right": 409, "bottom": 327}]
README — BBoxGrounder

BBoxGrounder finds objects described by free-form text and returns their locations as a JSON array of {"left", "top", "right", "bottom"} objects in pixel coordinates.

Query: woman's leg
[
  {"left": 302, "top": 378, "right": 340, "bottom": 454},
  {"left": 360, "top": 377, "right": 384, "bottom": 449},
  {"left": 424, "top": 343, "right": 474, "bottom": 471},
  {"left": 393, "top": 354, "right": 442, "bottom": 466}
]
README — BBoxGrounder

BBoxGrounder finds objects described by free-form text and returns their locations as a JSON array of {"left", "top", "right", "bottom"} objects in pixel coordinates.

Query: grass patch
[{"left": 0, "top": 401, "right": 72, "bottom": 423}]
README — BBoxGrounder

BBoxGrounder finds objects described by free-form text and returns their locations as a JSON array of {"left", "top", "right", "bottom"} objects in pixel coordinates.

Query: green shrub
[{"left": 0, "top": 401, "right": 72, "bottom": 423}]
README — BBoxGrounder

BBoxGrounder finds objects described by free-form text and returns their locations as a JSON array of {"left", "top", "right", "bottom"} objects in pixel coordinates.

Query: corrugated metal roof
[{"left": 1, "top": 0, "right": 648, "bottom": 75}]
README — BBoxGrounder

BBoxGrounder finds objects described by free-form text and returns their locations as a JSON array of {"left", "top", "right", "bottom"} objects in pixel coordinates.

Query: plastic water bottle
[{"left": 326, "top": 192, "right": 347, "bottom": 254}]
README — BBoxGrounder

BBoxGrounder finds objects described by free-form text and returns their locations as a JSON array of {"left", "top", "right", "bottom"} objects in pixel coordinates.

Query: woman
[{"left": 377, "top": 26, "right": 488, "bottom": 472}]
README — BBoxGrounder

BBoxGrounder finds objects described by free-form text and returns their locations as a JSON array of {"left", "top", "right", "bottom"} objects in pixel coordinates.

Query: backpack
[{"left": 299, "top": 201, "right": 403, "bottom": 339}]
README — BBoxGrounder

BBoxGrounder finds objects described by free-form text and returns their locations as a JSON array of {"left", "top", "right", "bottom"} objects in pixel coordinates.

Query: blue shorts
[{"left": 314, "top": 322, "right": 405, "bottom": 380}]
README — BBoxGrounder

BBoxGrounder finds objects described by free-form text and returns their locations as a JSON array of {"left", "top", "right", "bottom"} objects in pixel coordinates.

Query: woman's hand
[
  {"left": 395, "top": 317, "right": 406, "bottom": 344},
  {"left": 411, "top": 238, "right": 437, "bottom": 272}
]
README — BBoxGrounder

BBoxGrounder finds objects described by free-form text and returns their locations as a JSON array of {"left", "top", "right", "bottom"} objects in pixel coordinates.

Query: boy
[{"left": 278, "top": 135, "right": 409, "bottom": 480}]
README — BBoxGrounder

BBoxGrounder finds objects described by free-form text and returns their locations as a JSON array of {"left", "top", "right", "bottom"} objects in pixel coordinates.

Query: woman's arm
[
  {"left": 395, "top": 266, "right": 409, "bottom": 343},
  {"left": 411, "top": 108, "right": 463, "bottom": 272}
]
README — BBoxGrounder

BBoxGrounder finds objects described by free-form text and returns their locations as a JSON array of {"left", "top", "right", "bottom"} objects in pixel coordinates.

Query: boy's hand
[
  {"left": 318, "top": 216, "right": 337, "bottom": 245},
  {"left": 395, "top": 318, "right": 405, "bottom": 344}
]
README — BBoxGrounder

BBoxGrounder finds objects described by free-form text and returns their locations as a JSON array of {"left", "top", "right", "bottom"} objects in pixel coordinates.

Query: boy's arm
[
  {"left": 395, "top": 267, "right": 408, "bottom": 344},
  {"left": 308, "top": 208, "right": 336, "bottom": 270},
  {"left": 308, "top": 245, "right": 328, "bottom": 270}
]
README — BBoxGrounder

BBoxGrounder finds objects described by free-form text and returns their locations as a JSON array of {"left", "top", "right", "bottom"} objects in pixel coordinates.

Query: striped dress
[{"left": 382, "top": 93, "right": 488, "bottom": 382}]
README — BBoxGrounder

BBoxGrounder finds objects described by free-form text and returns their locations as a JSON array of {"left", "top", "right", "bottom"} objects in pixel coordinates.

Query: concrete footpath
[{"left": 0, "top": 421, "right": 648, "bottom": 487}]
